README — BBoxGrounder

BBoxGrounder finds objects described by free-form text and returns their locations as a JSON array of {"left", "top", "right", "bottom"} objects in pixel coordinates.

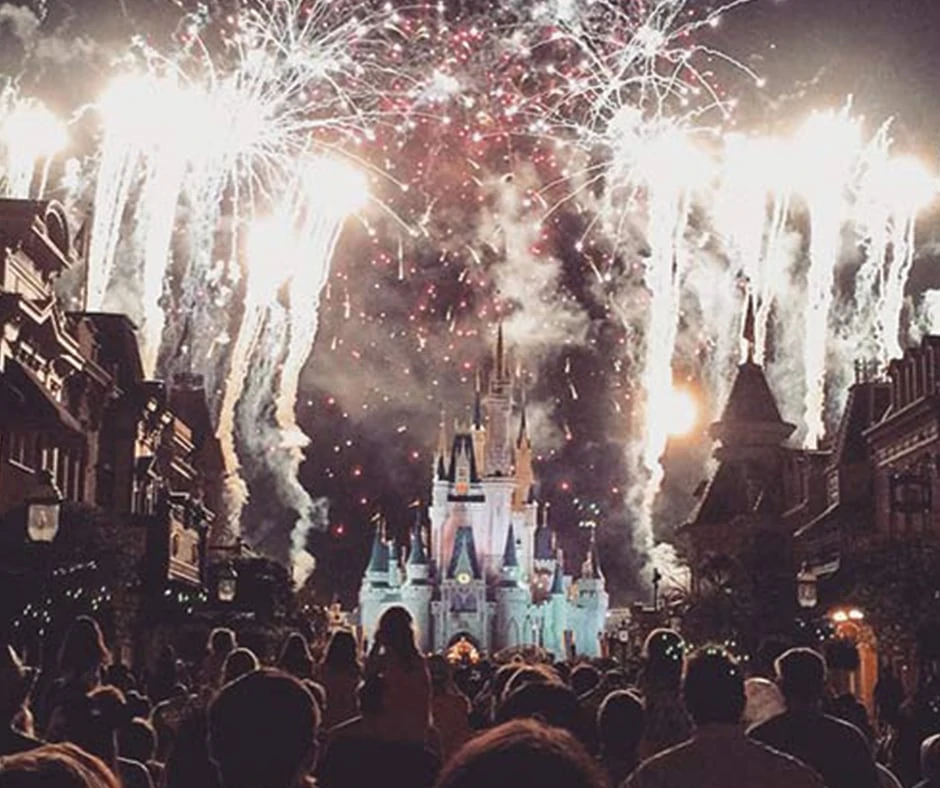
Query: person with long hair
[
  {"left": 277, "top": 634, "right": 314, "bottom": 682},
  {"left": 39, "top": 617, "right": 110, "bottom": 740},
  {"left": 365, "top": 607, "right": 431, "bottom": 744},
  {"left": 319, "top": 631, "right": 361, "bottom": 731}
]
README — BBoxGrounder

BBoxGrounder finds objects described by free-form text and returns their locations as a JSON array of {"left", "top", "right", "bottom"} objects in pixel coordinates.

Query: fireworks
[{"left": 1, "top": 0, "right": 938, "bottom": 593}]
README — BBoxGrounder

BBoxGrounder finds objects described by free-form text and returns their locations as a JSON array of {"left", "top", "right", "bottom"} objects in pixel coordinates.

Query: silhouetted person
[
  {"left": 875, "top": 664, "right": 904, "bottom": 729},
  {"left": 40, "top": 617, "right": 109, "bottom": 739},
  {"left": 365, "top": 607, "right": 431, "bottom": 743},
  {"left": 118, "top": 718, "right": 163, "bottom": 788},
  {"left": 627, "top": 646, "right": 824, "bottom": 788},
  {"left": 428, "top": 655, "right": 473, "bottom": 763},
  {"left": 435, "top": 718, "right": 608, "bottom": 788},
  {"left": 496, "top": 681, "right": 588, "bottom": 747},
  {"left": 571, "top": 664, "right": 601, "bottom": 697},
  {"left": 209, "top": 669, "right": 318, "bottom": 788},
  {"left": 637, "top": 628, "right": 692, "bottom": 759},
  {"left": 221, "top": 648, "right": 259, "bottom": 686},
  {"left": 914, "top": 733, "right": 940, "bottom": 788},
  {"left": 319, "top": 630, "right": 361, "bottom": 731},
  {"left": 0, "top": 742, "right": 119, "bottom": 788},
  {"left": 278, "top": 634, "right": 314, "bottom": 681},
  {"left": 202, "top": 629, "right": 237, "bottom": 691},
  {"left": 749, "top": 647, "right": 880, "bottom": 788},
  {"left": 316, "top": 673, "right": 440, "bottom": 788},
  {"left": 0, "top": 646, "right": 40, "bottom": 757},
  {"left": 500, "top": 664, "right": 559, "bottom": 702},
  {"left": 597, "top": 690, "right": 644, "bottom": 786},
  {"left": 63, "top": 686, "right": 152, "bottom": 788},
  {"left": 148, "top": 647, "right": 179, "bottom": 705},
  {"left": 742, "top": 677, "right": 785, "bottom": 729}
]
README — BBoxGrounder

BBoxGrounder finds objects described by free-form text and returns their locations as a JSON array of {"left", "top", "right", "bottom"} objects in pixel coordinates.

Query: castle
[{"left": 358, "top": 325, "right": 609, "bottom": 659}]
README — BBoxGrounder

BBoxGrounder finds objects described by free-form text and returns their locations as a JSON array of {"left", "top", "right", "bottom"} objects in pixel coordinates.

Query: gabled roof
[
  {"left": 447, "top": 526, "right": 481, "bottom": 579},
  {"left": 447, "top": 433, "right": 481, "bottom": 482},
  {"left": 831, "top": 381, "right": 891, "bottom": 467}
]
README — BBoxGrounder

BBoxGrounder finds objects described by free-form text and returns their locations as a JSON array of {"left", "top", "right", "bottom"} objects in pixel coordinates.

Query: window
[
  {"left": 171, "top": 532, "right": 181, "bottom": 557},
  {"left": 8, "top": 431, "right": 33, "bottom": 470}
]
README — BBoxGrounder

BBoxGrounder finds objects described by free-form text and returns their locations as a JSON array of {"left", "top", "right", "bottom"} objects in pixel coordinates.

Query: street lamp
[
  {"left": 27, "top": 470, "right": 62, "bottom": 543},
  {"left": 217, "top": 562, "right": 238, "bottom": 603},
  {"left": 797, "top": 564, "right": 818, "bottom": 609}
]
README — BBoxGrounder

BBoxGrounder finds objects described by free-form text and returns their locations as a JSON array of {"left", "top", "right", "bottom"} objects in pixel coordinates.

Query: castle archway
[{"left": 446, "top": 632, "right": 481, "bottom": 664}]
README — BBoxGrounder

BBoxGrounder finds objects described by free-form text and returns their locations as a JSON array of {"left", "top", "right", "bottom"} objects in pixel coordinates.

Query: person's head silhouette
[
  {"left": 682, "top": 646, "right": 746, "bottom": 726},
  {"left": 208, "top": 669, "right": 319, "bottom": 788}
]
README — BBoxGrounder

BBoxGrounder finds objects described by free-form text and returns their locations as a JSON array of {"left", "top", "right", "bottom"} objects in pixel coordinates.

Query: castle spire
[
  {"left": 473, "top": 369, "right": 484, "bottom": 429},
  {"left": 743, "top": 292, "right": 756, "bottom": 364},
  {"left": 517, "top": 387, "right": 530, "bottom": 449},
  {"left": 495, "top": 320, "right": 506, "bottom": 380},
  {"left": 436, "top": 407, "right": 448, "bottom": 479}
]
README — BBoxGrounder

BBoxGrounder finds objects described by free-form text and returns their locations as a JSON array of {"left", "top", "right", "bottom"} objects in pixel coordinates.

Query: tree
[{"left": 839, "top": 538, "right": 940, "bottom": 660}]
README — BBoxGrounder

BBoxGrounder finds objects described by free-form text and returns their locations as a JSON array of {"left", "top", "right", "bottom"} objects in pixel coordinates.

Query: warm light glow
[{"left": 667, "top": 387, "right": 698, "bottom": 437}]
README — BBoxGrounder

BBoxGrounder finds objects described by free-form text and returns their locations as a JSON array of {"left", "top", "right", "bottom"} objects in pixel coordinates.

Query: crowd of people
[{"left": 0, "top": 606, "right": 939, "bottom": 787}]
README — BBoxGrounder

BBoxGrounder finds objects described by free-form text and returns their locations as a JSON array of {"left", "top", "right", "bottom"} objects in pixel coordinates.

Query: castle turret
[
  {"left": 403, "top": 510, "right": 433, "bottom": 651},
  {"left": 572, "top": 528, "right": 609, "bottom": 658},
  {"left": 513, "top": 392, "right": 534, "bottom": 510},
  {"left": 364, "top": 518, "right": 390, "bottom": 586},
  {"left": 495, "top": 523, "right": 529, "bottom": 648},
  {"left": 406, "top": 510, "right": 431, "bottom": 584}
]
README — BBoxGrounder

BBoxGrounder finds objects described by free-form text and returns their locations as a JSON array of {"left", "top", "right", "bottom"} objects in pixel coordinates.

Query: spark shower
[{"left": 0, "top": 0, "right": 935, "bottom": 587}]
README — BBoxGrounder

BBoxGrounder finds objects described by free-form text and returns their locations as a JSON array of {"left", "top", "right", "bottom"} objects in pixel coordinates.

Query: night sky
[{"left": 3, "top": 0, "right": 940, "bottom": 604}]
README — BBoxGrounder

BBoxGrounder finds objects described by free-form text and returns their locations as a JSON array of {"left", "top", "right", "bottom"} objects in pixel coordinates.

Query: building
[
  {"left": 358, "top": 325, "right": 609, "bottom": 659},
  {"left": 0, "top": 198, "right": 226, "bottom": 665}
]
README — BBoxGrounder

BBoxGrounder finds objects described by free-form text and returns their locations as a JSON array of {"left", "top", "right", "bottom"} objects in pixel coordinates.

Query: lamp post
[
  {"left": 27, "top": 470, "right": 62, "bottom": 543},
  {"left": 797, "top": 564, "right": 818, "bottom": 609},
  {"left": 652, "top": 567, "right": 662, "bottom": 611},
  {"left": 217, "top": 562, "right": 238, "bottom": 603}
]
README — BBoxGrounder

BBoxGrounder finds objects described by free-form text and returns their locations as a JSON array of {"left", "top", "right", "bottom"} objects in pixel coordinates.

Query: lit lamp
[
  {"left": 27, "top": 470, "right": 62, "bottom": 543},
  {"left": 217, "top": 562, "right": 238, "bottom": 603},
  {"left": 797, "top": 564, "right": 818, "bottom": 609}
]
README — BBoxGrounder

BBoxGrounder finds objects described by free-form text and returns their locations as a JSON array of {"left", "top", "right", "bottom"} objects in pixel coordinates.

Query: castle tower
[
  {"left": 403, "top": 511, "right": 433, "bottom": 651},
  {"left": 573, "top": 529, "right": 608, "bottom": 658},
  {"left": 359, "top": 519, "right": 391, "bottom": 647},
  {"left": 484, "top": 322, "right": 513, "bottom": 477},
  {"left": 495, "top": 524, "right": 529, "bottom": 649},
  {"left": 545, "top": 558, "right": 568, "bottom": 658}
]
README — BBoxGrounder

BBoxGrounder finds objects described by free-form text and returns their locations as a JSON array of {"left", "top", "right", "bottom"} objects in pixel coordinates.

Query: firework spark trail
[
  {"left": 794, "top": 107, "right": 861, "bottom": 448},
  {"left": 0, "top": 88, "right": 67, "bottom": 199},
  {"left": 545, "top": 0, "right": 758, "bottom": 580},
  {"left": 714, "top": 134, "right": 792, "bottom": 365},
  {"left": 221, "top": 157, "right": 366, "bottom": 579},
  {"left": 853, "top": 134, "right": 937, "bottom": 367}
]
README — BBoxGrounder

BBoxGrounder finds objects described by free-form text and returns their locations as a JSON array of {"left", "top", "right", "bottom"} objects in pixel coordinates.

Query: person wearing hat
[{"left": 0, "top": 644, "right": 41, "bottom": 756}]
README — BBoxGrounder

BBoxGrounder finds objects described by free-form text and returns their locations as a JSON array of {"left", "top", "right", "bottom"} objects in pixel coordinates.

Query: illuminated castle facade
[{"left": 358, "top": 326, "right": 608, "bottom": 658}]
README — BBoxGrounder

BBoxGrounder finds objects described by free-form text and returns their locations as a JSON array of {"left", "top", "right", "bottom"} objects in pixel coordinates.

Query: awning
[{"left": 0, "top": 358, "right": 83, "bottom": 434}]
